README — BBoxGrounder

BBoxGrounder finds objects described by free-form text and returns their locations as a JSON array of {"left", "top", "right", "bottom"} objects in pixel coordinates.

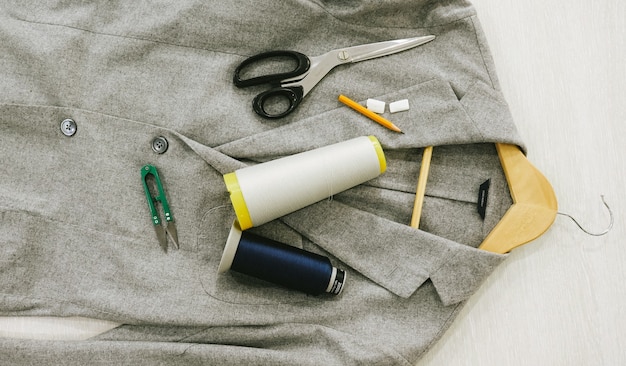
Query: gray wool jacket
[{"left": 0, "top": 0, "right": 524, "bottom": 365}]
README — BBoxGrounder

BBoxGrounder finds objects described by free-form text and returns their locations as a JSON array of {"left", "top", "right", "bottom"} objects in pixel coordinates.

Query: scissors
[
  {"left": 141, "top": 164, "right": 179, "bottom": 252},
  {"left": 233, "top": 35, "right": 436, "bottom": 119}
]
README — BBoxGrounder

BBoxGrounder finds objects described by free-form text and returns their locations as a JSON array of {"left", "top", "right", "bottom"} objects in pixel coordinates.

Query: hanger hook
[{"left": 558, "top": 195, "right": 614, "bottom": 236}]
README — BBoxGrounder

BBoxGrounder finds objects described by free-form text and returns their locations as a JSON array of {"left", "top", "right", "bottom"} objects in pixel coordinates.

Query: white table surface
[{"left": 1, "top": 1, "right": 625, "bottom": 365}]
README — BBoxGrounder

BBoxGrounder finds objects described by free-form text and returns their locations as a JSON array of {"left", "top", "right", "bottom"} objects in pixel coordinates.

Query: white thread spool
[{"left": 223, "top": 136, "right": 386, "bottom": 230}]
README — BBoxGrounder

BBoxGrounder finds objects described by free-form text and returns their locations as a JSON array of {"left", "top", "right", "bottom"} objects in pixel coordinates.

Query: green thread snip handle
[{"left": 141, "top": 164, "right": 173, "bottom": 225}]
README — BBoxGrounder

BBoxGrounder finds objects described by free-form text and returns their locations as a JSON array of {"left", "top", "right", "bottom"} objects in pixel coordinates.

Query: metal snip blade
[
  {"left": 166, "top": 224, "right": 179, "bottom": 250},
  {"left": 154, "top": 225, "right": 168, "bottom": 252}
]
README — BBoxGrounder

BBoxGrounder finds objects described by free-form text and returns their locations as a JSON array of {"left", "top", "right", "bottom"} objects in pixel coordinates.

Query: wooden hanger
[{"left": 410, "top": 143, "right": 558, "bottom": 254}]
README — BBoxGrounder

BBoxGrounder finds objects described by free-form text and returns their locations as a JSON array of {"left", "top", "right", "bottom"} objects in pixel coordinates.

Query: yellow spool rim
[
  {"left": 223, "top": 172, "right": 253, "bottom": 230},
  {"left": 368, "top": 136, "right": 387, "bottom": 173}
]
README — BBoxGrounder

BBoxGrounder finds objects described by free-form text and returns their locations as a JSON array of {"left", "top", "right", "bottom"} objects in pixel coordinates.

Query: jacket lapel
[{"left": 213, "top": 79, "right": 524, "bottom": 160}]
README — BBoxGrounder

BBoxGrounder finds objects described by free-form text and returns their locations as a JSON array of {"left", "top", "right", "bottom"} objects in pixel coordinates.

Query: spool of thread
[
  {"left": 223, "top": 136, "right": 386, "bottom": 230},
  {"left": 219, "top": 221, "right": 346, "bottom": 295}
]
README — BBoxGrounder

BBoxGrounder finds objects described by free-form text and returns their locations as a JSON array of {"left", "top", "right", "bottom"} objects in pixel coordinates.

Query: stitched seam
[
  {"left": 457, "top": 82, "right": 488, "bottom": 141},
  {"left": 1, "top": 102, "right": 167, "bottom": 130},
  {"left": 9, "top": 14, "right": 248, "bottom": 58},
  {"left": 176, "top": 327, "right": 213, "bottom": 343},
  {"left": 429, "top": 247, "right": 457, "bottom": 280},
  {"left": 0, "top": 292, "right": 128, "bottom": 320},
  {"left": 416, "top": 301, "right": 464, "bottom": 360},
  {"left": 0, "top": 205, "right": 148, "bottom": 247},
  {"left": 10, "top": 7, "right": 478, "bottom": 47},
  {"left": 469, "top": 15, "right": 497, "bottom": 88},
  {"left": 308, "top": 0, "right": 477, "bottom": 30},
  {"left": 176, "top": 322, "right": 414, "bottom": 366}
]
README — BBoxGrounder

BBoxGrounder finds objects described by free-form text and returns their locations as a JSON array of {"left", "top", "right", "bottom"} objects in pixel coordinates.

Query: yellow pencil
[{"left": 338, "top": 94, "right": 403, "bottom": 133}]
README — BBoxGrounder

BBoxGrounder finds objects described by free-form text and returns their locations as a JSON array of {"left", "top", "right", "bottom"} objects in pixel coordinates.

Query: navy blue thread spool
[{"left": 218, "top": 221, "right": 345, "bottom": 295}]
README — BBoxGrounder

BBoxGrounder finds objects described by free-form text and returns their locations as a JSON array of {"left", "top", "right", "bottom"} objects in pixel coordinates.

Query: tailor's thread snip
[
  {"left": 223, "top": 136, "right": 386, "bottom": 230},
  {"left": 219, "top": 221, "right": 346, "bottom": 295}
]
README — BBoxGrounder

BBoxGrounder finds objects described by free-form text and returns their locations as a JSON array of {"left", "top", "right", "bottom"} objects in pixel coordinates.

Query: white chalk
[
  {"left": 366, "top": 98, "right": 386, "bottom": 114},
  {"left": 389, "top": 99, "right": 410, "bottom": 113}
]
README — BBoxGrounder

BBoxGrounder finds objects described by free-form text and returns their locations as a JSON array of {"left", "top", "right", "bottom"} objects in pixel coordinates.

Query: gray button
[
  {"left": 60, "top": 118, "right": 77, "bottom": 137},
  {"left": 152, "top": 136, "right": 169, "bottom": 154}
]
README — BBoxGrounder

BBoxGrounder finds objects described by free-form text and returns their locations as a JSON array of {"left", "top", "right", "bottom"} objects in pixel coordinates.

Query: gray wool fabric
[{"left": 1, "top": 1, "right": 524, "bottom": 365}]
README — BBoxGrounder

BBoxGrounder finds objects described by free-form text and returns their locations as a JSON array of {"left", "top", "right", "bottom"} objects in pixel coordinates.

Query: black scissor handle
[
  {"left": 252, "top": 86, "right": 304, "bottom": 119},
  {"left": 233, "top": 50, "right": 311, "bottom": 87}
]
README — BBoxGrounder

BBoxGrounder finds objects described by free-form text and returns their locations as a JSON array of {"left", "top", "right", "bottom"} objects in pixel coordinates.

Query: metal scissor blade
[
  {"left": 340, "top": 35, "right": 435, "bottom": 63},
  {"left": 284, "top": 35, "right": 435, "bottom": 102}
]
